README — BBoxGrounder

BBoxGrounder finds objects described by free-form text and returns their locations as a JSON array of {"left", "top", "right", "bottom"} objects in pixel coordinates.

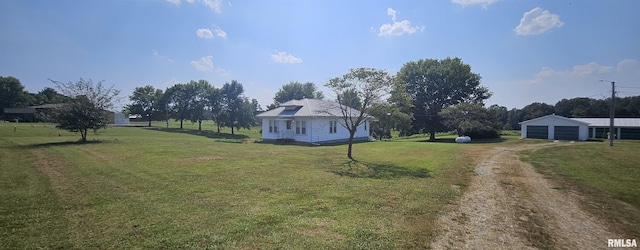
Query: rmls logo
[{"left": 608, "top": 239, "right": 637, "bottom": 248}]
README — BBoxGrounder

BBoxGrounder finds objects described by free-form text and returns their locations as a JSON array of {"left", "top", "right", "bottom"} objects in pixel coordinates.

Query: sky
[{"left": 1, "top": 0, "right": 639, "bottom": 111}]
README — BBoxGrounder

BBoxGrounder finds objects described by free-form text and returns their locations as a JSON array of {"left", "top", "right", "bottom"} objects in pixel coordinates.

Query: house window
[
  {"left": 296, "top": 121, "right": 306, "bottom": 135},
  {"left": 329, "top": 121, "right": 337, "bottom": 134},
  {"left": 364, "top": 121, "right": 367, "bottom": 130},
  {"left": 269, "top": 120, "right": 278, "bottom": 133},
  {"left": 286, "top": 120, "right": 292, "bottom": 130}
]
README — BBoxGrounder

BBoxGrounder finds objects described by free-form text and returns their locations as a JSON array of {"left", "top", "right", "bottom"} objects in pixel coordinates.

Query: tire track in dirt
[{"left": 431, "top": 143, "right": 617, "bottom": 249}]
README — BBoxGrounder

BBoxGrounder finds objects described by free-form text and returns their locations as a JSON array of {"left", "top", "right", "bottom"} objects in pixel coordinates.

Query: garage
[
  {"left": 526, "top": 126, "right": 548, "bottom": 139},
  {"left": 520, "top": 114, "right": 590, "bottom": 141},
  {"left": 554, "top": 126, "right": 579, "bottom": 140}
]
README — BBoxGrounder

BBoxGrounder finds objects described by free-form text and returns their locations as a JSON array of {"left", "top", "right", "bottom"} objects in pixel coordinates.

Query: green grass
[
  {"left": 0, "top": 122, "right": 493, "bottom": 249},
  {"left": 520, "top": 140, "right": 640, "bottom": 238}
]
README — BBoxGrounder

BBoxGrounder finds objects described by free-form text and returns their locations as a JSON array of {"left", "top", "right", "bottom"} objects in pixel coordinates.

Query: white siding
[
  {"left": 520, "top": 115, "right": 589, "bottom": 141},
  {"left": 260, "top": 117, "right": 370, "bottom": 143}
]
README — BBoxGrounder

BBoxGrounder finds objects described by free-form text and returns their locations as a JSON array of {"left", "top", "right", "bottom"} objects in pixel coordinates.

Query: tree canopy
[
  {"left": 395, "top": 57, "right": 491, "bottom": 140},
  {"left": 440, "top": 103, "right": 499, "bottom": 139},
  {"left": 325, "top": 67, "right": 394, "bottom": 159},
  {"left": 49, "top": 78, "right": 120, "bottom": 142},
  {"left": 273, "top": 81, "right": 324, "bottom": 106},
  {"left": 127, "top": 85, "right": 163, "bottom": 127},
  {"left": 0, "top": 76, "right": 31, "bottom": 119}
]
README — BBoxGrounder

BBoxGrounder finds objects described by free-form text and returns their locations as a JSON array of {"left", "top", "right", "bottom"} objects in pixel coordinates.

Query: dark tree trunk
[
  {"left": 429, "top": 128, "right": 436, "bottom": 141},
  {"left": 231, "top": 126, "right": 234, "bottom": 135},
  {"left": 347, "top": 131, "right": 355, "bottom": 159},
  {"left": 198, "top": 120, "right": 202, "bottom": 131},
  {"left": 147, "top": 114, "right": 152, "bottom": 127},
  {"left": 180, "top": 119, "right": 183, "bottom": 129},
  {"left": 80, "top": 129, "right": 87, "bottom": 142},
  {"left": 217, "top": 124, "right": 220, "bottom": 133}
]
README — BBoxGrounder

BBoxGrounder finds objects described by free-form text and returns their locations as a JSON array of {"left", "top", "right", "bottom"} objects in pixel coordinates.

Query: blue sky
[{"left": 1, "top": 0, "right": 639, "bottom": 111}]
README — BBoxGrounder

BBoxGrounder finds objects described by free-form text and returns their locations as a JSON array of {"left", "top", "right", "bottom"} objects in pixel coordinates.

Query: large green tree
[
  {"left": 273, "top": 81, "right": 324, "bottom": 106},
  {"left": 221, "top": 80, "right": 252, "bottom": 135},
  {"left": 187, "top": 80, "right": 212, "bottom": 131},
  {"left": 127, "top": 85, "right": 163, "bottom": 127},
  {"left": 396, "top": 57, "right": 491, "bottom": 140},
  {"left": 165, "top": 83, "right": 197, "bottom": 129},
  {"left": 325, "top": 67, "right": 394, "bottom": 159},
  {"left": 0, "top": 76, "right": 31, "bottom": 119},
  {"left": 49, "top": 78, "right": 120, "bottom": 142},
  {"left": 439, "top": 103, "right": 499, "bottom": 139}
]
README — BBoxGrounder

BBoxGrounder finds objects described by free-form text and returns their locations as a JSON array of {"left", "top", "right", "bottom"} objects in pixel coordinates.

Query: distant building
[{"left": 520, "top": 114, "right": 640, "bottom": 140}]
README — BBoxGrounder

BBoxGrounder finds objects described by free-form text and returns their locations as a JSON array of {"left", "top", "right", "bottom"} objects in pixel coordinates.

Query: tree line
[
  {"left": 2, "top": 56, "right": 638, "bottom": 144},
  {"left": 126, "top": 79, "right": 260, "bottom": 135}
]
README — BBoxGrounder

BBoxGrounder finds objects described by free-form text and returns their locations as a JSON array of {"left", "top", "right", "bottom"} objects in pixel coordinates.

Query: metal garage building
[
  {"left": 520, "top": 114, "right": 590, "bottom": 141},
  {"left": 572, "top": 118, "right": 640, "bottom": 140},
  {"left": 521, "top": 114, "right": 640, "bottom": 141}
]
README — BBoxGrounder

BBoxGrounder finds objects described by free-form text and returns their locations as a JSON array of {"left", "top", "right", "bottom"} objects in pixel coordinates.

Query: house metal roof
[
  {"left": 519, "top": 114, "right": 590, "bottom": 126},
  {"left": 519, "top": 114, "right": 640, "bottom": 128},
  {"left": 571, "top": 118, "right": 640, "bottom": 128},
  {"left": 256, "top": 98, "right": 371, "bottom": 119}
]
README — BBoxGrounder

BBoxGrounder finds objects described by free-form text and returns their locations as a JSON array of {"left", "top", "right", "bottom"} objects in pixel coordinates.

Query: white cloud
[
  {"left": 379, "top": 8, "right": 425, "bottom": 37},
  {"left": 489, "top": 60, "right": 640, "bottom": 108},
  {"left": 216, "top": 68, "right": 232, "bottom": 77},
  {"left": 167, "top": 0, "right": 221, "bottom": 13},
  {"left": 191, "top": 56, "right": 214, "bottom": 71},
  {"left": 152, "top": 49, "right": 172, "bottom": 62},
  {"left": 214, "top": 27, "right": 227, "bottom": 39},
  {"left": 166, "top": 0, "right": 181, "bottom": 6},
  {"left": 451, "top": 0, "right": 501, "bottom": 8},
  {"left": 202, "top": 0, "right": 222, "bottom": 13},
  {"left": 196, "top": 28, "right": 214, "bottom": 39},
  {"left": 515, "top": 7, "right": 564, "bottom": 36},
  {"left": 530, "top": 62, "right": 613, "bottom": 84},
  {"left": 271, "top": 51, "right": 303, "bottom": 64}
]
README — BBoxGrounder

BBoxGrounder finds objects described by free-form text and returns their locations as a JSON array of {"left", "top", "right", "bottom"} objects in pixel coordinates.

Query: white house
[
  {"left": 520, "top": 114, "right": 590, "bottom": 141},
  {"left": 255, "top": 98, "right": 374, "bottom": 144}
]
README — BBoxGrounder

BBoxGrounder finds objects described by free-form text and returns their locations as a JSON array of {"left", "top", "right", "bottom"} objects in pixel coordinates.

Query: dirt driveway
[{"left": 431, "top": 143, "right": 620, "bottom": 249}]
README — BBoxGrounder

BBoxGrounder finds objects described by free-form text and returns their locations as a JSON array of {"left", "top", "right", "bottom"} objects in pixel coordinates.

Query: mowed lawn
[
  {"left": 520, "top": 140, "right": 640, "bottom": 238},
  {"left": 0, "top": 122, "right": 495, "bottom": 249}
]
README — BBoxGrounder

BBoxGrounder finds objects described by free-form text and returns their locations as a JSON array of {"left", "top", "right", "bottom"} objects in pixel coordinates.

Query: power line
[{"left": 617, "top": 85, "right": 640, "bottom": 89}]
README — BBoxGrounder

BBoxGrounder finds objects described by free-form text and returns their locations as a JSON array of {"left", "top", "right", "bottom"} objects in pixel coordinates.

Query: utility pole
[
  {"left": 609, "top": 81, "right": 615, "bottom": 147},
  {"left": 601, "top": 80, "right": 615, "bottom": 146}
]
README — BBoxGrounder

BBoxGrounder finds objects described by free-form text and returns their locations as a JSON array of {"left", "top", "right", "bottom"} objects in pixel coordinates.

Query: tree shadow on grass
[
  {"left": 22, "top": 140, "right": 104, "bottom": 149},
  {"left": 418, "top": 137, "right": 506, "bottom": 144},
  {"left": 329, "top": 159, "right": 430, "bottom": 179},
  {"left": 143, "top": 127, "right": 250, "bottom": 143}
]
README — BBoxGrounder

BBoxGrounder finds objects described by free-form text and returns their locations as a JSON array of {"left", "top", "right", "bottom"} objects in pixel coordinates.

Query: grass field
[
  {"left": 2, "top": 122, "right": 637, "bottom": 248},
  {"left": 0, "top": 122, "right": 506, "bottom": 249},
  {"left": 520, "top": 140, "right": 640, "bottom": 238}
]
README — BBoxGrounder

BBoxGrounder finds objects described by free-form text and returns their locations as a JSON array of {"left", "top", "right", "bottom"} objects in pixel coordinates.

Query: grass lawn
[
  {"left": 1, "top": 122, "right": 512, "bottom": 249},
  {"left": 520, "top": 140, "right": 640, "bottom": 238}
]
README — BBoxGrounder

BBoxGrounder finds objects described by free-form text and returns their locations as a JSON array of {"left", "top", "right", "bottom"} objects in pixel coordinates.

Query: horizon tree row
[{"left": 126, "top": 79, "right": 260, "bottom": 134}]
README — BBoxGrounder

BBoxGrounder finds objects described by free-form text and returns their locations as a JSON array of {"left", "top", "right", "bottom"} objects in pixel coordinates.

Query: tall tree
[
  {"left": 165, "top": 83, "right": 193, "bottom": 129},
  {"left": 368, "top": 102, "right": 412, "bottom": 139},
  {"left": 440, "top": 103, "right": 499, "bottom": 139},
  {"left": 0, "top": 76, "right": 30, "bottom": 119},
  {"left": 325, "top": 67, "right": 394, "bottom": 159},
  {"left": 273, "top": 81, "right": 324, "bottom": 106},
  {"left": 488, "top": 104, "right": 509, "bottom": 130},
  {"left": 221, "top": 80, "right": 247, "bottom": 135},
  {"left": 396, "top": 57, "right": 491, "bottom": 140},
  {"left": 33, "top": 87, "right": 70, "bottom": 106},
  {"left": 127, "top": 85, "right": 162, "bottom": 127},
  {"left": 521, "top": 102, "right": 555, "bottom": 121},
  {"left": 187, "top": 80, "right": 212, "bottom": 131},
  {"left": 208, "top": 87, "right": 224, "bottom": 133},
  {"left": 49, "top": 78, "right": 120, "bottom": 142}
]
